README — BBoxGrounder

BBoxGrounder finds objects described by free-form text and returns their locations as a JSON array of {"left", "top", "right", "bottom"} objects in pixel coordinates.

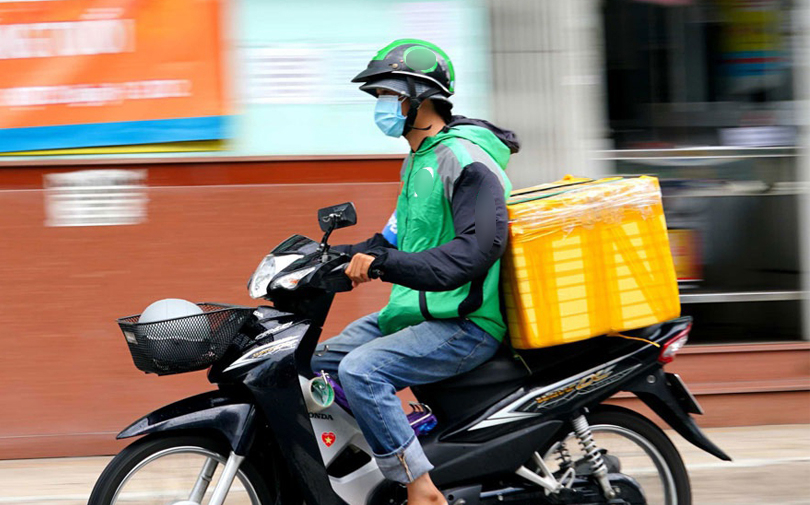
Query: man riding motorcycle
[
  {"left": 90, "top": 36, "right": 728, "bottom": 505},
  {"left": 311, "top": 39, "right": 520, "bottom": 505}
]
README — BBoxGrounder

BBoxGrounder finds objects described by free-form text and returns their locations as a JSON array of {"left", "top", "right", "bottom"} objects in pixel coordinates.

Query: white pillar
[{"left": 490, "top": 0, "right": 610, "bottom": 190}]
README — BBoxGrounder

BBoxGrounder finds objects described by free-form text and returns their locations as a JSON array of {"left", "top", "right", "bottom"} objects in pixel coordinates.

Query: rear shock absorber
[{"left": 571, "top": 415, "right": 616, "bottom": 499}]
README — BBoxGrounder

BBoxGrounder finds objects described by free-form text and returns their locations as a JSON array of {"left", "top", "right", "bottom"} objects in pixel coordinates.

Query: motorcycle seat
[{"left": 441, "top": 345, "right": 530, "bottom": 387}]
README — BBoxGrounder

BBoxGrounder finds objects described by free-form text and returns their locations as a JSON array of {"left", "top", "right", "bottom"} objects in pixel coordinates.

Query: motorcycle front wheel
[
  {"left": 544, "top": 407, "right": 692, "bottom": 505},
  {"left": 88, "top": 434, "right": 278, "bottom": 505}
]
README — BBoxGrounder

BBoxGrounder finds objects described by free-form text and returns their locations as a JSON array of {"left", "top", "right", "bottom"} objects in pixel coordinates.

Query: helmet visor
[{"left": 359, "top": 77, "right": 451, "bottom": 102}]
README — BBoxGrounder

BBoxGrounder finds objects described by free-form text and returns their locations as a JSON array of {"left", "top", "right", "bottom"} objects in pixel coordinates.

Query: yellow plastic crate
[
  {"left": 598, "top": 177, "right": 680, "bottom": 332},
  {"left": 503, "top": 175, "right": 680, "bottom": 349}
]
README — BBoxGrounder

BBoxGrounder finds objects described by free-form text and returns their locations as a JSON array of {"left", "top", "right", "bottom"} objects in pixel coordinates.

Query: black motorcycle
[{"left": 89, "top": 202, "right": 730, "bottom": 505}]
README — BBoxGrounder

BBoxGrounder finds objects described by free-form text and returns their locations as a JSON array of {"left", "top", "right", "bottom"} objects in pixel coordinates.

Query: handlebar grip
[{"left": 369, "top": 267, "right": 382, "bottom": 280}]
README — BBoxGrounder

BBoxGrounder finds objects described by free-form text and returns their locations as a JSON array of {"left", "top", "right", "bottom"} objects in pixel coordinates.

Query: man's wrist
[{"left": 367, "top": 249, "right": 388, "bottom": 279}]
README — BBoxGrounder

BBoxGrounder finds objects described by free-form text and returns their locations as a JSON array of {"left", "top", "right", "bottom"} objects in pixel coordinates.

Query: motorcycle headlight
[
  {"left": 270, "top": 266, "right": 317, "bottom": 291},
  {"left": 248, "top": 254, "right": 301, "bottom": 299}
]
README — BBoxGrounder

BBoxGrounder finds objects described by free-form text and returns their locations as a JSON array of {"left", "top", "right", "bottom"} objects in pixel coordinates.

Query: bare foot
[{"left": 406, "top": 473, "right": 447, "bottom": 505}]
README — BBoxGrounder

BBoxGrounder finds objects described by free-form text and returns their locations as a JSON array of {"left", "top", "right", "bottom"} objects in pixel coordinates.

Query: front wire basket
[{"left": 117, "top": 303, "right": 253, "bottom": 375}]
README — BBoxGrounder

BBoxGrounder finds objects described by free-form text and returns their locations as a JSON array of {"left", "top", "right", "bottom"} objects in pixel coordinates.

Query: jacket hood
[
  {"left": 418, "top": 115, "right": 520, "bottom": 170},
  {"left": 445, "top": 115, "right": 521, "bottom": 154}
]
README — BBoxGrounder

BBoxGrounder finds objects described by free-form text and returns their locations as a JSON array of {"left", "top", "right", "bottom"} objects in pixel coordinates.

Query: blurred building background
[{"left": 0, "top": 0, "right": 807, "bottom": 460}]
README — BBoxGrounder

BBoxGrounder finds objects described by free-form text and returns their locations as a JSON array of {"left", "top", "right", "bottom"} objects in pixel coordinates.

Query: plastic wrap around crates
[
  {"left": 117, "top": 303, "right": 253, "bottom": 375},
  {"left": 503, "top": 176, "right": 680, "bottom": 350}
]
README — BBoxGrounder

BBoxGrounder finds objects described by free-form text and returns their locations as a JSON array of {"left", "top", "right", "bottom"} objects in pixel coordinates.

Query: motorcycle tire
[
  {"left": 587, "top": 406, "right": 692, "bottom": 505},
  {"left": 88, "top": 434, "right": 279, "bottom": 505}
]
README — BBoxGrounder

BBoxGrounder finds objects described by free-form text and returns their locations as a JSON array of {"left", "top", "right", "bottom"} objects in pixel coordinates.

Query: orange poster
[
  {"left": 0, "top": 0, "right": 226, "bottom": 152},
  {"left": 668, "top": 229, "right": 703, "bottom": 282}
]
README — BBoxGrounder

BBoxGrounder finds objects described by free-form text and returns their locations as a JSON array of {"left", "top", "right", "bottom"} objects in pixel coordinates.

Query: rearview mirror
[{"left": 317, "top": 202, "right": 357, "bottom": 232}]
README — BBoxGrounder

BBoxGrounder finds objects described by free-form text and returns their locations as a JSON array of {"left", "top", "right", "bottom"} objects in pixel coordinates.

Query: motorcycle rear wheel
[
  {"left": 544, "top": 407, "right": 691, "bottom": 505},
  {"left": 88, "top": 434, "right": 278, "bottom": 505}
]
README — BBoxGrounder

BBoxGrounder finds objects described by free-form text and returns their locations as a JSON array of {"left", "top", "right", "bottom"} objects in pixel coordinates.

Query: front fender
[{"left": 117, "top": 390, "right": 257, "bottom": 455}]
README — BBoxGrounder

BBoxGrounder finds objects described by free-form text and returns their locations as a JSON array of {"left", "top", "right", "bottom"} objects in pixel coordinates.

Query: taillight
[{"left": 658, "top": 323, "right": 692, "bottom": 364}]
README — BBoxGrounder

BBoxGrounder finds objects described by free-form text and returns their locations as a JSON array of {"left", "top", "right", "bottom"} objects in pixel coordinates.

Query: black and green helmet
[
  {"left": 353, "top": 39, "right": 455, "bottom": 135},
  {"left": 352, "top": 39, "right": 455, "bottom": 100}
]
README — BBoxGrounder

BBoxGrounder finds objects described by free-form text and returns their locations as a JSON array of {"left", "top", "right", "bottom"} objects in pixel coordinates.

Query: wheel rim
[
  {"left": 545, "top": 424, "right": 679, "bottom": 505},
  {"left": 111, "top": 446, "right": 262, "bottom": 505}
]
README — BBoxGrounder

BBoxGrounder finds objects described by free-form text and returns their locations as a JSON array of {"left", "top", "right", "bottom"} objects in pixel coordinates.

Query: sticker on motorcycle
[
  {"left": 322, "top": 432, "right": 336, "bottom": 447},
  {"left": 522, "top": 363, "right": 642, "bottom": 412}
]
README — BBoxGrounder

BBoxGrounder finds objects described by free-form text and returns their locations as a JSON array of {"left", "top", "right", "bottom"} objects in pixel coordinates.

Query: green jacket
[{"left": 342, "top": 117, "right": 517, "bottom": 340}]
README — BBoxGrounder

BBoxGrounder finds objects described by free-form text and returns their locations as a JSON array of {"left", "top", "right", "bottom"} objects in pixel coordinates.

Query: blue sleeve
[{"left": 381, "top": 210, "right": 398, "bottom": 246}]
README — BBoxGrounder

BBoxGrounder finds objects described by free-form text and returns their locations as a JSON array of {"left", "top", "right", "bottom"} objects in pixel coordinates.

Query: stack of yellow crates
[{"left": 502, "top": 175, "right": 680, "bottom": 349}]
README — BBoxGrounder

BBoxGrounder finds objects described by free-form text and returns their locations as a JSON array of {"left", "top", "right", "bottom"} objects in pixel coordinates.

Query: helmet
[
  {"left": 139, "top": 298, "right": 209, "bottom": 342},
  {"left": 353, "top": 39, "right": 455, "bottom": 135},
  {"left": 353, "top": 39, "right": 455, "bottom": 97}
]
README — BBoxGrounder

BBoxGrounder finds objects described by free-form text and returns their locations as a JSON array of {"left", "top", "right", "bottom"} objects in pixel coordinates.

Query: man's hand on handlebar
[{"left": 345, "top": 253, "right": 376, "bottom": 288}]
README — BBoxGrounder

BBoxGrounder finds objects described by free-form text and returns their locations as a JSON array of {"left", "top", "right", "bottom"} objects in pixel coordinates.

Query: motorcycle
[{"left": 89, "top": 202, "right": 730, "bottom": 505}]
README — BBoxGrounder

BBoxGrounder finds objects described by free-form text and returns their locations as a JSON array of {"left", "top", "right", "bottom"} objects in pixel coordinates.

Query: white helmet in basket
[{"left": 139, "top": 298, "right": 211, "bottom": 342}]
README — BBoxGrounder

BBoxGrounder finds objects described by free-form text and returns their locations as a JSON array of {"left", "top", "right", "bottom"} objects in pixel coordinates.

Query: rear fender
[
  {"left": 625, "top": 369, "right": 731, "bottom": 461},
  {"left": 117, "top": 390, "right": 257, "bottom": 456}
]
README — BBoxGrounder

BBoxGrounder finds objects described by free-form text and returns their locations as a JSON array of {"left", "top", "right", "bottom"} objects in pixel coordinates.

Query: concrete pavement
[
  {"left": 0, "top": 424, "right": 808, "bottom": 504},
  {"left": 671, "top": 424, "right": 810, "bottom": 505}
]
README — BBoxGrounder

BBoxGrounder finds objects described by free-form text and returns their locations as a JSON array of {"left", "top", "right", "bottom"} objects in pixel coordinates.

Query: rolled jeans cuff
[{"left": 374, "top": 435, "right": 434, "bottom": 484}]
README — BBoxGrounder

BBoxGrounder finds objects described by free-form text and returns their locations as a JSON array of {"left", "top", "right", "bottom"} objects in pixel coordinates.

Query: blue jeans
[{"left": 310, "top": 313, "right": 500, "bottom": 484}]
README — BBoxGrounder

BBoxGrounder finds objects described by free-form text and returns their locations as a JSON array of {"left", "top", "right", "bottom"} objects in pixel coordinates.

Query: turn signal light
[{"left": 658, "top": 324, "right": 692, "bottom": 364}]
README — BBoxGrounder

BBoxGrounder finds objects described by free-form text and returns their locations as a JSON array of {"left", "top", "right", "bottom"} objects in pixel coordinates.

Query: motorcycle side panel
[
  {"left": 424, "top": 419, "right": 563, "bottom": 486},
  {"left": 627, "top": 369, "right": 732, "bottom": 461},
  {"left": 117, "top": 390, "right": 256, "bottom": 455},
  {"left": 300, "top": 377, "right": 385, "bottom": 505}
]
